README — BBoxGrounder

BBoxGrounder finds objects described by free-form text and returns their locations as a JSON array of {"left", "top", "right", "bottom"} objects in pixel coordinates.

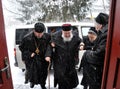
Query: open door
[
  {"left": 102, "top": 0, "right": 120, "bottom": 89},
  {"left": 0, "top": 0, "right": 13, "bottom": 89}
]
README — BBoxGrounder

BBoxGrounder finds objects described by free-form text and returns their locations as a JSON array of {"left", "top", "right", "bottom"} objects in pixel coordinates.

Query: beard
[{"left": 62, "top": 33, "right": 73, "bottom": 42}]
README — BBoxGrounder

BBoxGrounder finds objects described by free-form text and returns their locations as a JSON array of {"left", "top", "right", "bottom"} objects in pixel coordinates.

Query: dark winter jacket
[
  {"left": 19, "top": 31, "right": 51, "bottom": 84},
  {"left": 85, "top": 24, "right": 108, "bottom": 65},
  {"left": 82, "top": 36, "right": 97, "bottom": 50},
  {"left": 45, "top": 31, "right": 81, "bottom": 89},
  {"left": 81, "top": 24, "right": 108, "bottom": 87}
]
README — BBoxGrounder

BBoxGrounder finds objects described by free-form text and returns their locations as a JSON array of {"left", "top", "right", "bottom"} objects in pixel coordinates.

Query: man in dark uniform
[
  {"left": 19, "top": 22, "right": 51, "bottom": 89},
  {"left": 45, "top": 24, "right": 81, "bottom": 89},
  {"left": 80, "top": 27, "right": 98, "bottom": 50},
  {"left": 79, "top": 27, "right": 98, "bottom": 89},
  {"left": 80, "top": 13, "right": 109, "bottom": 89}
]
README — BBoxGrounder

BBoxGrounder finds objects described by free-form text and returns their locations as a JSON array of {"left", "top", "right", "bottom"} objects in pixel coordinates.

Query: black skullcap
[
  {"left": 62, "top": 24, "right": 72, "bottom": 31},
  {"left": 88, "top": 27, "right": 97, "bottom": 35},
  {"left": 34, "top": 22, "right": 45, "bottom": 33},
  {"left": 95, "top": 13, "right": 109, "bottom": 25}
]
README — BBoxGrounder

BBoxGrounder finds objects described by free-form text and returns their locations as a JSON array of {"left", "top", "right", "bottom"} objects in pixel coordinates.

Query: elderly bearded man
[{"left": 45, "top": 24, "right": 81, "bottom": 89}]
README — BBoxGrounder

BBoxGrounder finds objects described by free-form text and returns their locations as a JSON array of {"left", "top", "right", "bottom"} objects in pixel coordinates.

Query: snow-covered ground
[{"left": 5, "top": 26, "right": 83, "bottom": 89}]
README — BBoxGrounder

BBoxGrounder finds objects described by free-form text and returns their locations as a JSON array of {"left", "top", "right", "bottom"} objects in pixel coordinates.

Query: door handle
[
  {"left": 0, "top": 57, "right": 10, "bottom": 79},
  {"left": 0, "top": 63, "right": 9, "bottom": 72}
]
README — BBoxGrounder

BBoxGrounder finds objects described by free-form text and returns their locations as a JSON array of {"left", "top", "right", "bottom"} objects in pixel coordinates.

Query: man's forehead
[{"left": 63, "top": 30, "right": 71, "bottom": 33}]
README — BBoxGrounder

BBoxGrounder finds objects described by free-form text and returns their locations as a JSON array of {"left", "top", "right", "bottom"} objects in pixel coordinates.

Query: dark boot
[
  {"left": 24, "top": 79, "right": 28, "bottom": 84},
  {"left": 83, "top": 85, "right": 88, "bottom": 89},
  {"left": 24, "top": 70, "right": 29, "bottom": 84},
  {"left": 41, "top": 85, "right": 47, "bottom": 89},
  {"left": 30, "top": 82, "right": 34, "bottom": 88}
]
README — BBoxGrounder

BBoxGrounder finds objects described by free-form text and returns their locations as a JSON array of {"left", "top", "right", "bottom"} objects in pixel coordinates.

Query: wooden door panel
[
  {"left": 102, "top": 0, "right": 120, "bottom": 89},
  {"left": 0, "top": 0, "right": 13, "bottom": 89},
  {"left": 113, "top": 58, "right": 120, "bottom": 89}
]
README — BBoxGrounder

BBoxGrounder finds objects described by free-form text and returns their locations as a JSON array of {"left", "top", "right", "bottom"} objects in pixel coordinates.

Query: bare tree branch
[{"left": 3, "top": 4, "right": 24, "bottom": 17}]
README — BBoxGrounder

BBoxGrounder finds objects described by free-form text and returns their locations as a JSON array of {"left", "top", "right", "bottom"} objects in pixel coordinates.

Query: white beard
[{"left": 62, "top": 33, "right": 73, "bottom": 42}]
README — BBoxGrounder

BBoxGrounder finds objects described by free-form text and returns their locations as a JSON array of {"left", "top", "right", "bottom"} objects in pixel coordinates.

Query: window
[
  {"left": 81, "top": 26, "right": 91, "bottom": 37},
  {"left": 47, "top": 26, "right": 79, "bottom": 34},
  {"left": 15, "top": 28, "right": 33, "bottom": 44},
  {"left": 47, "top": 26, "right": 62, "bottom": 34}
]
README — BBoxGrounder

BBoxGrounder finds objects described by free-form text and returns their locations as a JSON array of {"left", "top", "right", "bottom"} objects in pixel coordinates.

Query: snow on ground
[{"left": 5, "top": 26, "right": 83, "bottom": 89}]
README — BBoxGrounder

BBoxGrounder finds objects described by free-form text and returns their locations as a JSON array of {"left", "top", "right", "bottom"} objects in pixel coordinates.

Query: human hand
[
  {"left": 51, "top": 42, "right": 55, "bottom": 47},
  {"left": 45, "top": 57, "right": 51, "bottom": 62},
  {"left": 80, "top": 45, "right": 84, "bottom": 50},
  {"left": 31, "top": 53, "right": 35, "bottom": 58},
  {"left": 80, "top": 42, "right": 85, "bottom": 50}
]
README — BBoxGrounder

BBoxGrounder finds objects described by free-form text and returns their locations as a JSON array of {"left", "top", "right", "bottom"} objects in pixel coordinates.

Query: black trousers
[{"left": 81, "top": 54, "right": 103, "bottom": 89}]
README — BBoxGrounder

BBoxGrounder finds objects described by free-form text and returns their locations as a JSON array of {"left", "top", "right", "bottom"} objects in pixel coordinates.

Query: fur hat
[
  {"left": 88, "top": 27, "right": 97, "bottom": 35},
  {"left": 95, "top": 13, "right": 109, "bottom": 25},
  {"left": 62, "top": 24, "right": 72, "bottom": 31},
  {"left": 34, "top": 22, "right": 45, "bottom": 33}
]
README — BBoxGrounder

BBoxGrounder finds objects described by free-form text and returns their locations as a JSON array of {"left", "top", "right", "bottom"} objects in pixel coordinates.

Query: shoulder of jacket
[
  {"left": 23, "top": 32, "right": 33, "bottom": 41},
  {"left": 44, "top": 33, "right": 51, "bottom": 39}
]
